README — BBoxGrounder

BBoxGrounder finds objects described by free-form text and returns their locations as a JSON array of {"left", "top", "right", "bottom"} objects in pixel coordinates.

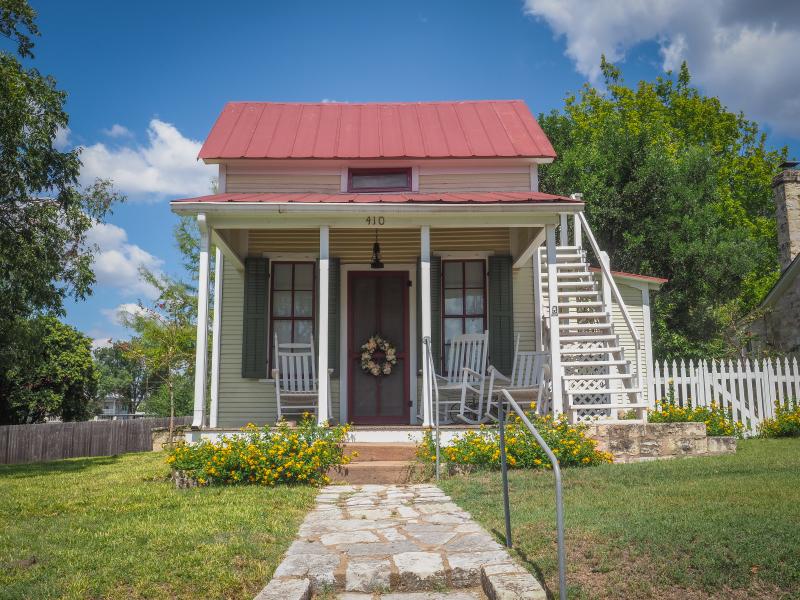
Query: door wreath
[{"left": 360, "top": 334, "right": 398, "bottom": 376}]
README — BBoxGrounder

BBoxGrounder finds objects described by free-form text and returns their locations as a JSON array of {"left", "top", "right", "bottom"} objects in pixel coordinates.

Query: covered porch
[{"left": 177, "top": 194, "right": 649, "bottom": 432}]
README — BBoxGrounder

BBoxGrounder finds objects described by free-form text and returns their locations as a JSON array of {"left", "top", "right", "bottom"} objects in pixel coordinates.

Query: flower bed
[
  {"left": 418, "top": 413, "right": 613, "bottom": 470},
  {"left": 648, "top": 384, "right": 744, "bottom": 437},
  {"left": 167, "top": 416, "right": 351, "bottom": 486},
  {"left": 759, "top": 399, "right": 800, "bottom": 438}
]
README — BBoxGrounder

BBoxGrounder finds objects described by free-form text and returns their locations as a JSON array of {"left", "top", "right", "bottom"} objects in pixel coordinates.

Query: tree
[
  {"left": 0, "top": 316, "right": 98, "bottom": 424},
  {"left": 1, "top": 1, "right": 121, "bottom": 330},
  {"left": 0, "top": 0, "right": 121, "bottom": 423},
  {"left": 94, "top": 341, "right": 156, "bottom": 415},
  {"left": 538, "top": 59, "right": 788, "bottom": 359},
  {"left": 123, "top": 271, "right": 196, "bottom": 440}
]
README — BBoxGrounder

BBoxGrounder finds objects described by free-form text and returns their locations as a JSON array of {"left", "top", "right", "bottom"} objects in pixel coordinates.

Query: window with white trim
[
  {"left": 442, "top": 259, "right": 486, "bottom": 370},
  {"left": 270, "top": 262, "right": 315, "bottom": 366}
]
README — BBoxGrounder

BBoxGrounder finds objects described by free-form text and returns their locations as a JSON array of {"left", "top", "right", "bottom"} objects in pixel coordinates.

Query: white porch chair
[
  {"left": 485, "top": 334, "right": 550, "bottom": 420},
  {"left": 271, "top": 333, "right": 331, "bottom": 422},
  {"left": 434, "top": 331, "right": 490, "bottom": 424}
]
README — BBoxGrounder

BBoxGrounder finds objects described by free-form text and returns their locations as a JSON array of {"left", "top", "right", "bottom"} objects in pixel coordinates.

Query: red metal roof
[
  {"left": 198, "top": 101, "right": 556, "bottom": 160},
  {"left": 588, "top": 266, "right": 668, "bottom": 285},
  {"left": 171, "top": 191, "right": 577, "bottom": 204}
]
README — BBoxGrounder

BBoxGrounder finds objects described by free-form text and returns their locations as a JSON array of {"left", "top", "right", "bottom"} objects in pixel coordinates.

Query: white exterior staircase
[{"left": 536, "top": 214, "right": 647, "bottom": 423}]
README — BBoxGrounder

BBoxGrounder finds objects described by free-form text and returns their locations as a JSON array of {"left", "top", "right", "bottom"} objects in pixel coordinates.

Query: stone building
[{"left": 751, "top": 165, "right": 800, "bottom": 353}]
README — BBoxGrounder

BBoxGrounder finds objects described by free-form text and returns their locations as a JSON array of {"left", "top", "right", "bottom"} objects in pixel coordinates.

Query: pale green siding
[{"left": 217, "top": 258, "right": 341, "bottom": 428}]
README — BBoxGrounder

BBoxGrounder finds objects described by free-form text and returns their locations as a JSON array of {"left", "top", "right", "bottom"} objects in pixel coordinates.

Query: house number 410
[{"left": 365, "top": 216, "right": 385, "bottom": 226}]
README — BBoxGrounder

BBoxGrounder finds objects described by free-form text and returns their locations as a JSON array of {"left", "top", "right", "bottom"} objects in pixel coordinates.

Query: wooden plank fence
[
  {"left": 0, "top": 416, "right": 192, "bottom": 465},
  {"left": 650, "top": 357, "right": 800, "bottom": 435}
]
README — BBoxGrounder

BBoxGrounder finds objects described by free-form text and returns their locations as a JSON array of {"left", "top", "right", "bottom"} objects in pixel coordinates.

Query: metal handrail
[
  {"left": 422, "top": 336, "right": 441, "bottom": 481},
  {"left": 577, "top": 212, "right": 640, "bottom": 348},
  {"left": 498, "top": 389, "right": 566, "bottom": 600}
]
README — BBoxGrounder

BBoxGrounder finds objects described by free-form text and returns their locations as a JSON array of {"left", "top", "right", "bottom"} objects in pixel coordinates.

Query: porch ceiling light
[{"left": 370, "top": 229, "right": 384, "bottom": 269}]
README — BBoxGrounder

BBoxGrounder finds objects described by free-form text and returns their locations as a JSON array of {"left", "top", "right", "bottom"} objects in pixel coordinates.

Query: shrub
[
  {"left": 167, "top": 416, "right": 351, "bottom": 486},
  {"left": 758, "top": 400, "right": 800, "bottom": 438},
  {"left": 418, "top": 413, "right": 613, "bottom": 470},
  {"left": 648, "top": 383, "right": 744, "bottom": 437}
]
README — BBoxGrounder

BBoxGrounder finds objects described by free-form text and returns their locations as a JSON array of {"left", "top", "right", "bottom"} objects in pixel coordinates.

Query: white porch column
[
  {"left": 600, "top": 251, "right": 612, "bottom": 314},
  {"left": 559, "top": 213, "right": 569, "bottom": 246},
  {"left": 573, "top": 213, "right": 582, "bottom": 248},
  {"left": 545, "top": 225, "right": 563, "bottom": 418},
  {"left": 317, "top": 225, "right": 330, "bottom": 424},
  {"left": 420, "top": 225, "right": 432, "bottom": 427},
  {"left": 209, "top": 247, "right": 223, "bottom": 429},
  {"left": 192, "top": 214, "right": 211, "bottom": 428}
]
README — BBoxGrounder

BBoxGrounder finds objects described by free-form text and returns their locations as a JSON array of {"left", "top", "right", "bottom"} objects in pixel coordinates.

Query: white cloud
[
  {"left": 523, "top": 0, "right": 800, "bottom": 136},
  {"left": 91, "top": 335, "right": 113, "bottom": 351},
  {"left": 54, "top": 126, "right": 71, "bottom": 150},
  {"left": 102, "top": 124, "right": 133, "bottom": 138},
  {"left": 101, "top": 302, "right": 147, "bottom": 325},
  {"left": 85, "top": 222, "right": 163, "bottom": 299},
  {"left": 79, "top": 119, "right": 216, "bottom": 200}
]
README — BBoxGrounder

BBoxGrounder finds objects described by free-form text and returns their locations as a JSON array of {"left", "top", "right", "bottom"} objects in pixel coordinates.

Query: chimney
[{"left": 773, "top": 163, "right": 800, "bottom": 271}]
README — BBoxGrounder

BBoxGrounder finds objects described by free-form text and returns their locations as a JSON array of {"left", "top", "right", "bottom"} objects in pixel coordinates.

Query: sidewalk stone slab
[
  {"left": 253, "top": 577, "right": 311, "bottom": 600},
  {"left": 394, "top": 551, "right": 446, "bottom": 590},
  {"left": 346, "top": 558, "right": 392, "bottom": 592},
  {"left": 258, "top": 484, "right": 542, "bottom": 599}
]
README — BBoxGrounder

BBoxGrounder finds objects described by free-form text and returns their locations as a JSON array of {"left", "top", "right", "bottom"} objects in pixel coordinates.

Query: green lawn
[
  {"left": 0, "top": 451, "right": 316, "bottom": 599},
  {"left": 441, "top": 439, "right": 800, "bottom": 600}
]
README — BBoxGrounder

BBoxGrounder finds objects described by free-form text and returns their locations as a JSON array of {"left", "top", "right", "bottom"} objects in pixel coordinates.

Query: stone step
[
  {"left": 346, "top": 443, "right": 418, "bottom": 463},
  {"left": 333, "top": 589, "right": 488, "bottom": 600},
  {"left": 329, "top": 461, "right": 414, "bottom": 485}
]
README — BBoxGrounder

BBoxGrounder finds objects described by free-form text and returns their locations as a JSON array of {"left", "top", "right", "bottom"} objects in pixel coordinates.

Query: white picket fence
[{"left": 650, "top": 357, "right": 800, "bottom": 435}]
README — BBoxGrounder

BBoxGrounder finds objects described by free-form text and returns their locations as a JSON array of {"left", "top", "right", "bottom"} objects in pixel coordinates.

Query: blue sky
[{"left": 20, "top": 0, "right": 800, "bottom": 346}]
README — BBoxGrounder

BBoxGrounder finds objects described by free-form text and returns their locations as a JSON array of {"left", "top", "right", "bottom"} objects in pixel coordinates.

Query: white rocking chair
[
  {"left": 434, "top": 331, "right": 490, "bottom": 424},
  {"left": 485, "top": 334, "right": 550, "bottom": 420},
  {"left": 272, "top": 334, "right": 331, "bottom": 422}
]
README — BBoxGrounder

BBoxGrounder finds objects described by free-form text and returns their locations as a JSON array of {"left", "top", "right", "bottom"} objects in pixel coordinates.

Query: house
[
  {"left": 171, "top": 101, "right": 664, "bottom": 438},
  {"left": 750, "top": 165, "right": 800, "bottom": 354}
]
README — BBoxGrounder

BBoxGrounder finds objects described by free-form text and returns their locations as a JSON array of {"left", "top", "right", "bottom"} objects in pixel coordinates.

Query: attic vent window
[{"left": 348, "top": 168, "right": 411, "bottom": 192}]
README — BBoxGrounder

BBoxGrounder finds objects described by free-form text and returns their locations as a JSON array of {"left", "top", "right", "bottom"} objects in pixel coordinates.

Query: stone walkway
[{"left": 254, "top": 484, "right": 546, "bottom": 600}]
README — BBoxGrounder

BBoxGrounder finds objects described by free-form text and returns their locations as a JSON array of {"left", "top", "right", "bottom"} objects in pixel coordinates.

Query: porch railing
[
  {"left": 422, "top": 336, "right": 442, "bottom": 480},
  {"left": 497, "top": 389, "right": 566, "bottom": 600}
]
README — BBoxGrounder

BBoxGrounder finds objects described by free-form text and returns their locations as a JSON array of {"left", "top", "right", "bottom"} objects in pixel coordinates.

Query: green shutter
[
  {"left": 488, "top": 255, "right": 514, "bottom": 374},
  {"left": 242, "top": 257, "right": 269, "bottom": 379},
  {"left": 327, "top": 258, "right": 340, "bottom": 376},
  {"left": 417, "top": 256, "right": 443, "bottom": 371}
]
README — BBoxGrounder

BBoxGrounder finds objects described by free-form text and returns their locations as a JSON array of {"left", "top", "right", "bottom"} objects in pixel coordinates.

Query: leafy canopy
[
  {"left": 539, "top": 59, "right": 787, "bottom": 359},
  {"left": 0, "top": 316, "right": 98, "bottom": 424},
  {"left": 0, "top": 0, "right": 121, "bottom": 329}
]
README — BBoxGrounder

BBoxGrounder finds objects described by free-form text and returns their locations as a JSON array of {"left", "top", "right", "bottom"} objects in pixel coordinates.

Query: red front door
[{"left": 348, "top": 271, "right": 409, "bottom": 424}]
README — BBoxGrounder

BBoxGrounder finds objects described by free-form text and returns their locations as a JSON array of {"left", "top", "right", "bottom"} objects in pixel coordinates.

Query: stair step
[
  {"left": 556, "top": 281, "right": 598, "bottom": 288},
  {"left": 560, "top": 334, "right": 619, "bottom": 342},
  {"left": 558, "top": 323, "right": 612, "bottom": 330},
  {"left": 328, "top": 461, "right": 414, "bottom": 485},
  {"left": 568, "top": 401, "right": 647, "bottom": 410},
  {"left": 560, "top": 346, "right": 623, "bottom": 354},
  {"left": 557, "top": 311, "right": 608, "bottom": 319},
  {"left": 563, "top": 373, "right": 635, "bottom": 381},
  {"left": 556, "top": 291, "right": 600, "bottom": 297},
  {"left": 555, "top": 301, "right": 605, "bottom": 308},
  {"left": 562, "top": 359, "right": 628, "bottom": 367},
  {"left": 541, "top": 271, "right": 593, "bottom": 278},
  {"left": 345, "top": 443, "right": 417, "bottom": 462},
  {"left": 566, "top": 388, "right": 643, "bottom": 397}
]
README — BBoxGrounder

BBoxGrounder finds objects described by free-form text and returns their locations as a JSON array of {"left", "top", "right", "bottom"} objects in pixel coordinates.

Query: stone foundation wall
[{"left": 584, "top": 422, "right": 736, "bottom": 463}]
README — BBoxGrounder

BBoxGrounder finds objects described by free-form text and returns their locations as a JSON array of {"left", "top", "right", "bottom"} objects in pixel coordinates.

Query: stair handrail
[
  {"left": 422, "top": 336, "right": 441, "bottom": 481},
  {"left": 497, "top": 389, "right": 566, "bottom": 600},
  {"left": 576, "top": 212, "right": 641, "bottom": 349}
]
